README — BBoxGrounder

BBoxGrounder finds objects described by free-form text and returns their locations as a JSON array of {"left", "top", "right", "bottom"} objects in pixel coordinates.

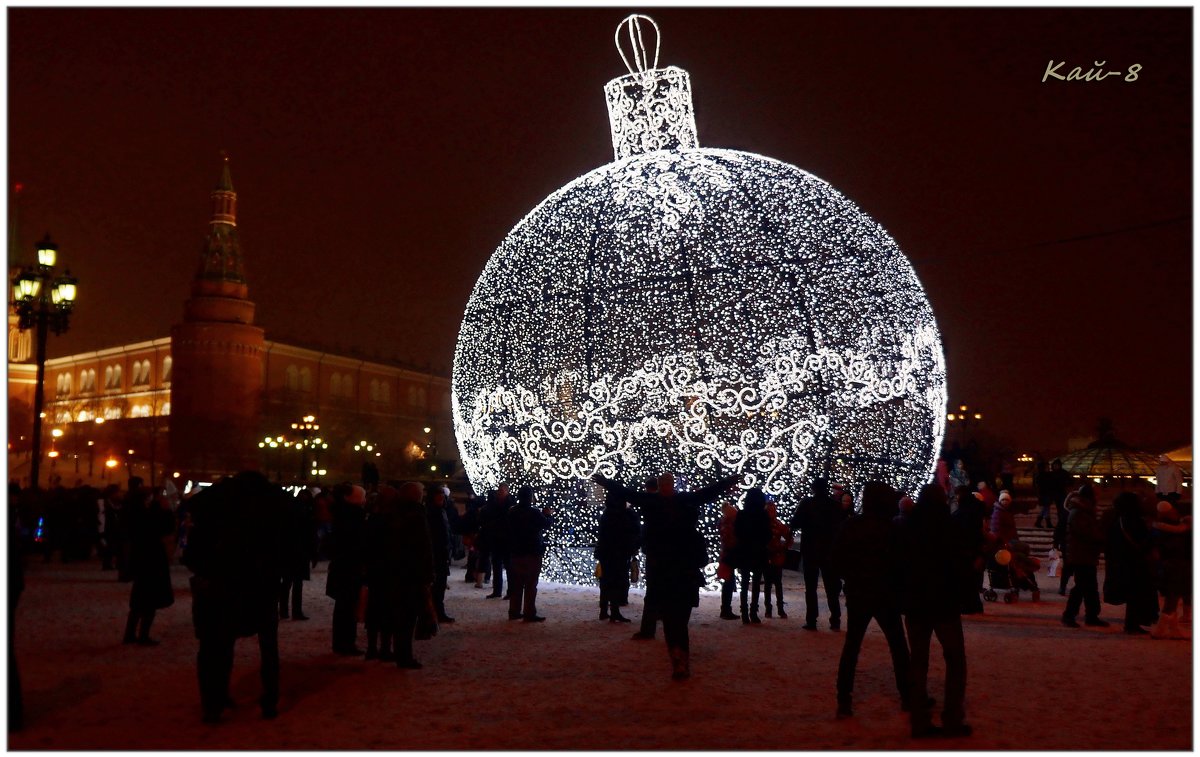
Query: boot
[
  {"left": 610, "top": 610, "right": 632, "bottom": 623},
  {"left": 836, "top": 696, "right": 853, "bottom": 719},
  {"left": 365, "top": 628, "right": 379, "bottom": 660},
  {"left": 122, "top": 611, "right": 139, "bottom": 644},
  {"left": 136, "top": 612, "right": 158, "bottom": 645},
  {"left": 1168, "top": 613, "right": 1191, "bottom": 639},
  {"left": 750, "top": 607, "right": 761, "bottom": 624},
  {"left": 765, "top": 604, "right": 773, "bottom": 618},
  {"left": 379, "top": 632, "right": 395, "bottom": 661},
  {"left": 669, "top": 647, "right": 690, "bottom": 681},
  {"left": 599, "top": 599, "right": 609, "bottom": 621}
]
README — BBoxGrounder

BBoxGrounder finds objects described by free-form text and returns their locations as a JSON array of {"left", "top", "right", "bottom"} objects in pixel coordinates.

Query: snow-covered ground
[{"left": 7, "top": 558, "right": 1192, "bottom": 750}]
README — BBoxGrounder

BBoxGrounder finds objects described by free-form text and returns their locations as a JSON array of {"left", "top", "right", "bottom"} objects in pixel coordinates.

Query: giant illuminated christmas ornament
[{"left": 453, "top": 15, "right": 947, "bottom": 585}]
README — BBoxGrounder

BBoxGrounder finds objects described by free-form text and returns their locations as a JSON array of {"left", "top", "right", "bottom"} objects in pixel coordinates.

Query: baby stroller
[{"left": 983, "top": 539, "right": 1041, "bottom": 603}]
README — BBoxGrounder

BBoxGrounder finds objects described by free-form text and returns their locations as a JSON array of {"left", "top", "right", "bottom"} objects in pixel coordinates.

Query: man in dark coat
[
  {"left": 425, "top": 485, "right": 455, "bottom": 623},
  {"left": 894, "top": 484, "right": 974, "bottom": 738},
  {"left": 365, "top": 483, "right": 434, "bottom": 669},
  {"left": 478, "top": 484, "right": 514, "bottom": 599},
  {"left": 123, "top": 486, "right": 175, "bottom": 645},
  {"left": 1043, "top": 459, "right": 1073, "bottom": 526},
  {"left": 594, "top": 471, "right": 737, "bottom": 680},
  {"left": 279, "top": 490, "right": 317, "bottom": 621},
  {"left": 595, "top": 488, "right": 640, "bottom": 623},
  {"left": 506, "top": 485, "right": 554, "bottom": 622},
  {"left": 733, "top": 488, "right": 772, "bottom": 624},
  {"left": 1061, "top": 487, "right": 1108, "bottom": 628},
  {"left": 831, "top": 481, "right": 911, "bottom": 719},
  {"left": 789, "top": 477, "right": 844, "bottom": 631},
  {"left": 631, "top": 476, "right": 662, "bottom": 639},
  {"left": 325, "top": 485, "right": 368, "bottom": 655},
  {"left": 1104, "top": 491, "right": 1159, "bottom": 634},
  {"left": 183, "top": 471, "right": 292, "bottom": 722}
]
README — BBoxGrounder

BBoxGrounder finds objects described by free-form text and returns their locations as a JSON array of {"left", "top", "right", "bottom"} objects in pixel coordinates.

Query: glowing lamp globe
[{"left": 452, "top": 16, "right": 947, "bottom": 585}]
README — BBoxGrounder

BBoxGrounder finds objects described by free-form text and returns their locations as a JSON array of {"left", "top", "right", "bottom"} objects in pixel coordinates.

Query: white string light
[{"left": 452, "top": 18, "right": 947, "bottom": 586}]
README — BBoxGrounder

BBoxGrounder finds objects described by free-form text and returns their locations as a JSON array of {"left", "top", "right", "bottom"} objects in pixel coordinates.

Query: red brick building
[{"left": 8, "top": 161, "right": 455, "bottom": 489}]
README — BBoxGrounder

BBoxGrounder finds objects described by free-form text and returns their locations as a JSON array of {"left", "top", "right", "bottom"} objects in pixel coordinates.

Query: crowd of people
[{"left": 6, "top": 455, "right": 1193, "bottom": 739}]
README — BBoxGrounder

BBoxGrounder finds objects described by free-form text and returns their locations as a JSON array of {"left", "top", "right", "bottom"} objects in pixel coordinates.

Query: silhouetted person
[
  {"left": 717, "top": 501, "right": 740, "bottom": 620},
  {"left": 831, "top": 481, "right": 911, "bottom": 719},
  {"left": 426, "top": 485, "right": 455, "bottom": 623},
  {"left": 1043, "top": 459, "right": 1073, "bottom": 525},
  {"left": 1104, "top": 491, "right": 1158, "bottom": 634},
  {"left": 184, "top": 471, "right": 291, "bottom": 722},
  {"left": 950, "top": 485, "right": 988, "bottom": 616},
  {"left": 790, "top": 477, "right": 843, "bottom": 631},
  {"left": 478, "top": 485, "right": 514, "bottom": 599},
  {"left": 1061, "top": 487, "right": 1108, "bottom": 629},
  {"left": 506, "top": 485, "right": 553, "bottom": 622},
  {"left": 764, "top": 499, "right": 793, "bottom": 618},
  {"left": 9, "top": 500, "right": 25, "bottom": 732},
  {"left": 325, "top": 485, "right": 368, "bottom": 655},
  {"left": 595, "top": 487, "right": 639, "bottom": 623},
  {"left": 894, "top": 484, "right": 973, "bottom": 738},
  {"left": 279, "top": 489, "right": 317, "bottom": 620},
  {"left": 594, "top": 471, "right": 737, "bottom": 680},
  {"left": 632, "top": 477, "right": 663, "bottom": 638},
  {"left": 123, "top": 486, "right": 175, "bottom": 645},
  {"left": 734, "top": 488, "right": 772, "bottom": 624},
  {"left": 364, "top": 484, "right": 433, "bottom": 668}
]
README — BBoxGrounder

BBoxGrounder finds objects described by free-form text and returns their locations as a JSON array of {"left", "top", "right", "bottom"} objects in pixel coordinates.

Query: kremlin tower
[{"left": 169, "top": 158, "right": 265, "bottom": 479}]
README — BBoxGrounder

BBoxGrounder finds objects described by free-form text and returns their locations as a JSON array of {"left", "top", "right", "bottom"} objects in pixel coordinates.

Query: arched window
[
  {"left": 161, "top": 401, "right": 170, "bottom": 416},
  {"left": 343, "top": 377, "right": 354, "bottom": 399},
  {"left": 330, "top": 373, "right": 342, "bottom": 397},
  {"left": 285, "top": 365, "right": 299, "bottom": 392},
  {"left": 162, "top": 356, "right": 173, "bottom": 383},
  {"left": 113, "top": 364, "right": 122, "bottom": 388},
  {"left": 369, "top": 379, "right": 380, "bottom": 402},
  {"left": 381, "top": 382, "right": 391, "bottom": 404},
  {"left": 299, "top": 367, "right": 312, "bottom": 392},
  {"left": 104, "top": 365, "right": 114, "bottom": 388},
  {"left": 408, "top": 386, "right": 418, "bottom": 406}
]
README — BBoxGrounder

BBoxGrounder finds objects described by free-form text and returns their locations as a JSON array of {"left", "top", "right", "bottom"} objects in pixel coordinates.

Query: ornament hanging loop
[{"left": 615, "top": 14, "right": 661, "bottom": 75}]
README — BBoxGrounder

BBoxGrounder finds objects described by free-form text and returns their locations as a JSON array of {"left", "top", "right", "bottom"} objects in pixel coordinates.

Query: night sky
[{"left": 7, "top": 7, "right": 1192, "bottom": 455}]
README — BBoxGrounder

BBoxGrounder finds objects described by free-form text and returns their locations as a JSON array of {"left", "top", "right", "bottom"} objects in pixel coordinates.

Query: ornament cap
[{"left": 604, "top": 15, "right": 699, "bottom": 160}]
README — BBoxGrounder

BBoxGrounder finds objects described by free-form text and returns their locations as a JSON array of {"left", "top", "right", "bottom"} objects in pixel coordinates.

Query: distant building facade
[{"left": 8, "top": 161, "right": 455, "bottom": 488}]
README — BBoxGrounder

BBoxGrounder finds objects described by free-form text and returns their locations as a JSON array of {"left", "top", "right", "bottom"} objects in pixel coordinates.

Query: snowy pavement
[{"left": 7, "top": 558, "right": 1192, "bottom": 750}]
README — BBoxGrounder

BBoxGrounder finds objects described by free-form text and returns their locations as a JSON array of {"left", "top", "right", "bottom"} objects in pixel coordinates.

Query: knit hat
[
  {"left": 998, "top": 490, "right": 1012, "bottom": 504},
  {"left": 346, "top": 485, "right": 367, "bottom": 505}
]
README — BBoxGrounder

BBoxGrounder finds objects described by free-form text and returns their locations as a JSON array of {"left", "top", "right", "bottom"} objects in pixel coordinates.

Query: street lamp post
[
  {"left": 11, "top": 234, "right": 78, "bottom": 490},
  {"left": 946, "top": 403, "right": 983, "bottom": 449}
]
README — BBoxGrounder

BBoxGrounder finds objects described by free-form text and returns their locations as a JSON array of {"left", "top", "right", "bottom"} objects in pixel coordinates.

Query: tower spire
[{"left": 193, "top": 154, "right": 246, "bottom": 295}]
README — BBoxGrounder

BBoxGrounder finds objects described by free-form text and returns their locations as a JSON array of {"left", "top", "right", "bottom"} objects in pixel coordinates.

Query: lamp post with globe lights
[{"left": 11, "top": 234, "right": 78, "bottom": 489}]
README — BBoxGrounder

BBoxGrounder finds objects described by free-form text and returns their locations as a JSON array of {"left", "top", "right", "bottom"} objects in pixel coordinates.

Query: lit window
[{"left": 162, "top": 356, "right": 172, "bottom": 383}]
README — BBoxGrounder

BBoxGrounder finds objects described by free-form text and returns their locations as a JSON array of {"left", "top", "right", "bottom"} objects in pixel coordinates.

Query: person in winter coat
[
  {"left": 506, "top": 485, "right": 554, "bottom": 622},
  {"left": 478, "top": 485, "right": 514, "bottom": 598},
  {"left": 1052, "top": 495, "right": 1073, "bottom": 595},
  {"left": 1154, "top": 455, "right": 1184, "bottom": 503},
  {"left": 789, "top": 478, "right": 844, "bottom": 631},
  {"left": 279, "top": 490, "right": 317, "bottom": 621},
  {"left": 717, "top": 501, "right": 740, "bottom": 620},
  {"left": 976, "top": 482, "right": 997, "bottom": 511},
  {"left": 631, "top": 477, "right": 663, "bottom": 640},
  {"left": 831, "top": 481, "right": 912, "bottom": 720},
  {"left": 1061, "top": 488, "right": 1108, "bottom": 629},
  {"left": 426, "top": 485, "right": 455, "bottom": 624},
  {"left": 734, "top": 488, "right": 772, "bottom": 624},
  {"left": 183, "top": 471, "right": 292, "bottom": 722},
  {"left": 594, "top": 471, "right": 737, "bottom": 680},
  {"left": 763, "top": 499, "right": 793, "bottom": 619},
  {"left": 595, "top": 488, "right": 640, "bottom": 623},
  {"left": 458, "top": 496, "right": 485, "bottom": 584},
  {"left": 364, "top": 484, "right": 434, "bottom": 668},
  {"left": 1150, "top": 500, "right": 1192, "bottom": 639},
  {"left": 989, "top": 491, "right": 1017, "bottom": 550},
  {"left": 893, "top": 484, "right": 974, "bottom": 739},
  {"left": 1103, "top": 492, "right": 1158, "bottom": 634},
  {"left": 325, "top": 485, "right": 368, "bottom": 655},
  {"left": 1043, "top": 459, "right": 1073, "bottom": 526},
  {"left": 951, "top": 487, "right": 990, "bottom": 616},
  {"left": 123, "top": 487, "right": 176, "bottom": 645}
]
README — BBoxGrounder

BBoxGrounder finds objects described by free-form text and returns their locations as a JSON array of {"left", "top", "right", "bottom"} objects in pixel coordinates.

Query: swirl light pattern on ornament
[{"left": 452, "top": 17, "right": 947, "bottom": 586}]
